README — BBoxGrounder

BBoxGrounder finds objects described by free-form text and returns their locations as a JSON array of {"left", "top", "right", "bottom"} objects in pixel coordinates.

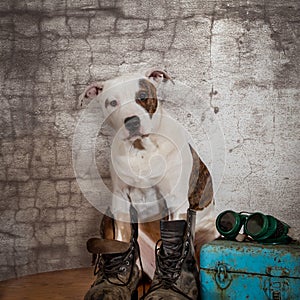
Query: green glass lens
[
  {"left": 216, "top": 210, "right": 243, "bottom": 240},
  {"left": 246, "top": 213, "right": 264, "bottom": 235},
  {"left": 245, "top": 212, "right": 270, "bottom": 239},
  {"left": 219, "top": 211, "right": 236, "bottom": 232}
]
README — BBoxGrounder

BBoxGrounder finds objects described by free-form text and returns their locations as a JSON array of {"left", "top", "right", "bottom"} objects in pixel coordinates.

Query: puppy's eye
[
  {"left": 110, "top": 100, "right": 118, "bottom": 107},
  {"left": 138, "top": 92, "right": 148, "bottom": 101}
]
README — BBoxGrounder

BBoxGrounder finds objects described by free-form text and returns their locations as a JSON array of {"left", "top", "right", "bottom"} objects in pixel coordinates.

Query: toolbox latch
[{"left": 215, "top": 263, "right": 232, "bottom": 289}]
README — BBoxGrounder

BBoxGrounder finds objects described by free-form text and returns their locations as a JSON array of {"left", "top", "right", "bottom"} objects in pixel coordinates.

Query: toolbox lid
[{"left": 200, "top": 240, "right": 300, "bottom": 278}]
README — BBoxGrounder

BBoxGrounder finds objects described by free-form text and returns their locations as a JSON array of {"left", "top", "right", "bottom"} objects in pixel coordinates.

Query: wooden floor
[{"left": 0, "top": 267, "right": 150, "bottom": 300}]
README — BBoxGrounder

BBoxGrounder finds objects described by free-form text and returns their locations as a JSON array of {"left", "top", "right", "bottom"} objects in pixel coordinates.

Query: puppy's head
[{"left": 80, "top": 68, "right": 172, "bottom": 142}]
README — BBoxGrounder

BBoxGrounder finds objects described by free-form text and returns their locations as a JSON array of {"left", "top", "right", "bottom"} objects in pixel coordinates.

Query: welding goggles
[{"left": 216, "top": 210, "right": 291, "bottom": 244}]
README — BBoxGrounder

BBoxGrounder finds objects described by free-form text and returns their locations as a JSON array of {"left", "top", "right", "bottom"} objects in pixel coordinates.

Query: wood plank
[{"left": 0, "top": 267, "right": 149, "bottom": 300}]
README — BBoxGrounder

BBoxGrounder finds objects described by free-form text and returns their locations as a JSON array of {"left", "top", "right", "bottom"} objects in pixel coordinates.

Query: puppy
[{"left": 80, "top": 68, "right": 219, "bottom": 276}]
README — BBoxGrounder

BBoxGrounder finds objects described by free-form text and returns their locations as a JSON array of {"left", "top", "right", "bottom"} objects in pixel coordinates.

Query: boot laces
[
  {"left": 92, "top": 203, "right": 145, "bottom": 291},
  {"left": 156, "top": 239, "right": 184, "bottom": 284},
  {"left": 93, "top": 237, "right": 144, "bottom": 288},
  {"left": 141, "top": 238, "right": 193, "bottom": 300}
]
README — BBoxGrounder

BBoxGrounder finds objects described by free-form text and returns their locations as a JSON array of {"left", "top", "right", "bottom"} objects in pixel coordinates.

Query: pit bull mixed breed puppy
[{"left": 80, "top": 68, "right": 219, "bottom": 299}]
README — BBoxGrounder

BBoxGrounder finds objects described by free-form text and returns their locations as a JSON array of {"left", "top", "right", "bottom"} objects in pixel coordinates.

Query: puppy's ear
[
  {"left": 145, "top": 68, "right": 174, "bottom": 85},
  {"left": 79, "top": 82, "right": 104, "bottom": 106}
]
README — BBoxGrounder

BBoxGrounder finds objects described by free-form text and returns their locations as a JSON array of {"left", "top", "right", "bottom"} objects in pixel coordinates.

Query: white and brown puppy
[{"left": 80, "top": 68, "right": 218, "bottom": 275}]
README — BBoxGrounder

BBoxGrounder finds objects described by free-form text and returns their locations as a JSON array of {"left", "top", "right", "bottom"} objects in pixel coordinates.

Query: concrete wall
[{"left": 0, "top": 0, "right": 299, "bottom": 280}]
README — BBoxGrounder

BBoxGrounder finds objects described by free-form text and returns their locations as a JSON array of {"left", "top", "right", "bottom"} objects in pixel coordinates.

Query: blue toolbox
[{"left": 199, "top": 240, "right": 300, "bottom": 299}]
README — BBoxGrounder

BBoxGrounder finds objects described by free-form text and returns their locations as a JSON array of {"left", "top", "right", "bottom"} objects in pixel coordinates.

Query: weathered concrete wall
[{"left": 0, "top": 0, "right": 299, "bottom": 280}]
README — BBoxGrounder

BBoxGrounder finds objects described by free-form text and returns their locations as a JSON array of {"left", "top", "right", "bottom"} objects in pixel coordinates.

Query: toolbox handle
[{"left": 264, "top": 277, "right": 290, "bottom": 300}]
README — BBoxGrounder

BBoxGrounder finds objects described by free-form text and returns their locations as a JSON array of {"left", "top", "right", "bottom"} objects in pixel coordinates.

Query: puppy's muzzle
[{"left": 124, "top": 116, "right": 141, "bottom": 134}]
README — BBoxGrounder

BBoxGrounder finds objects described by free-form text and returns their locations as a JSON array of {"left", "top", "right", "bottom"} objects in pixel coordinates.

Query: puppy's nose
[{"left": 124, "top": 116, "right": 141, "bottom": 133}]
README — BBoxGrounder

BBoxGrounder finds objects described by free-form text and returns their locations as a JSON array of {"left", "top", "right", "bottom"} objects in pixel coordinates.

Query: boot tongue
[{"left": 160, "top": 220, "right": 187, "bottom": 257}]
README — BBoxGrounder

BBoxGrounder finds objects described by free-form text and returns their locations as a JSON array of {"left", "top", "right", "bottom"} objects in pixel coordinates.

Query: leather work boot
[
  {"left": 84, "top": 205, "right": 141, "bottom": 300},
  {"left": 142, "top": 209, "right": 199, "bottom": 300}
]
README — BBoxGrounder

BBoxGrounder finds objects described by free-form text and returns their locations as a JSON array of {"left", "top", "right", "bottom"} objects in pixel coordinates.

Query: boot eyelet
[
  {"left": 125, "top": 260, "right": 130, "bottom": 266},
  {"left": 129, "top": 254, "right": 133, "bottom": 259},
  {"left": 119, "top": 266, "right": 126, "bottom": 272}
]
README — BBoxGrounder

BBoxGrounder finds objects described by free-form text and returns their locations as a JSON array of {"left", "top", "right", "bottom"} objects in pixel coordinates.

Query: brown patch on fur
[
  {"left": 132, "top": 139, "right": 145, "bottom": 150},
  {"left": 136, "top": 79, "right": 158, "bottom": 118},
  {"left": 188, "top": 145, "right": 214, "bottom": 210}
]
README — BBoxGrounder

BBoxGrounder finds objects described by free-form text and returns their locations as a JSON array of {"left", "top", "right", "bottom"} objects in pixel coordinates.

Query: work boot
[
  {"left": 84, "top": 205, "right": 141, "bottom": 300},
  {"left": 143, "top": 209, "right": 199, "bottom": 300}
]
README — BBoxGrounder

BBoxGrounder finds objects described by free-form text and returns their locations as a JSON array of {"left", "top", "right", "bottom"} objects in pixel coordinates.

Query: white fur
[{"left": 80, "top": 70, "right": 218, "bottom": 243}]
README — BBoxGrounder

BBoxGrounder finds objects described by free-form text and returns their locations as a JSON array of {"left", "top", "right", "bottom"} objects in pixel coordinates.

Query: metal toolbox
[{"left": 199, "top": 240, "right": 300, "bottom": 299}]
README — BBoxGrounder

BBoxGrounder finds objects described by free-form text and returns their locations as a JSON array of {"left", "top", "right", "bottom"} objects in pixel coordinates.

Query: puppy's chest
[
  {"left": 127, "top": 136, "right": 177, "bottom": 168},
  {"left": 113, "top": 136, "right": 182, "bottom": 187},
  {"left": 127, "top": 139, "right": 164, "bottom": 177}
]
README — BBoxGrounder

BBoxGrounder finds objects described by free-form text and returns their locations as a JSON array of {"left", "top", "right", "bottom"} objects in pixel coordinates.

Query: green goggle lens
[
  {"left": 216, "top": 210, "right": 244, "bottom": 240},
  {"left": 219, "top": 211, "right": 236, "bottom": 231},
  {"left": 244, "top": 213, "right": 268, "bottom": 237}
]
